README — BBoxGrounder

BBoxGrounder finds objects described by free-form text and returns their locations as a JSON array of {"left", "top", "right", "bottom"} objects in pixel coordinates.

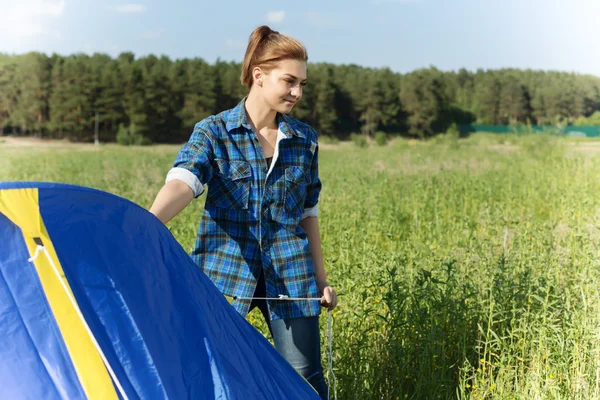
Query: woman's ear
[{"left": 252, "top": 67, "right": 263, "bottom": 87}]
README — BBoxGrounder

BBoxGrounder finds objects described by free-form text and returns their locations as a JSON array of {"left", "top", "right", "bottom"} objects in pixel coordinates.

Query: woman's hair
[{"left": 240, "top": 25, "right": 308, "bottom": 88}]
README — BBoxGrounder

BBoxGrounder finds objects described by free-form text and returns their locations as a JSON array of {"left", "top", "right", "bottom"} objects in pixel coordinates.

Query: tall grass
[{"left": 2, "top": 133, "right": 600, "bottom": 399}]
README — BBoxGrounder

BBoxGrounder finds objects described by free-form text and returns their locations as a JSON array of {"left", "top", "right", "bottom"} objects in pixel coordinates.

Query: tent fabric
[{"left": 0, "top": 182, "right": 320, "bottom": 400}]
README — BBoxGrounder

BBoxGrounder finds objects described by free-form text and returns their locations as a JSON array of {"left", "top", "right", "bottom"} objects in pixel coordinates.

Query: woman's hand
[{"left": 317, "top": 281, "right": 338, "bottom": 310}]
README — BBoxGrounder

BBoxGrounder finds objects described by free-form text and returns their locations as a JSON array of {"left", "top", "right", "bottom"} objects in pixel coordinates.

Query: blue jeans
[{"left": 250, "top": 272, "right": 329, "bottom": 400}]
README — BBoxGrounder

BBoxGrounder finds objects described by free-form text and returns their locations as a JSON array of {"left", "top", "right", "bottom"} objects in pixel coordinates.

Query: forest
[{"left": 1, "top": 52, "right": 599, "bottom": 143}]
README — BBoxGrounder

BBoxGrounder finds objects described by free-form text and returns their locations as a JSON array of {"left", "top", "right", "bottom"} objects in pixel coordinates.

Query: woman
[{"left": 149, "top": 25, "right": 337, "bottom": 399}]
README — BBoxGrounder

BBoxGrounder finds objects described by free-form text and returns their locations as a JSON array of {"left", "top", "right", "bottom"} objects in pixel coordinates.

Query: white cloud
[
  {"left": 37, "top": 0, "right": 66, "bottom": 16},
  {"left": 0, "top": 0, "right": 65, "bottom": 50},
  {"left": 113, "top": 3, "right": 146, "bottom": 13},
  {"left": 304, "top": 11, "right": 352, "bottom": 28},
  {"left": 265, "top": 10, "right": 285, "bottom": 24}
]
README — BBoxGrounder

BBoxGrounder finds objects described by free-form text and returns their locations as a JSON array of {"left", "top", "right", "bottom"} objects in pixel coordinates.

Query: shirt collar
[
  {"left": 225, "top": 97, "right": 306, "bottom": 139},
  {"left": 225, "top": 98, "right": 252, "bottom": 132}
]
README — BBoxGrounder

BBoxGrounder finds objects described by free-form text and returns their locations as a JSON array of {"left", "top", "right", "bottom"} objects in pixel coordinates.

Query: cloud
[
  {"left": 112, "top": 3, "right": 146, "bottom": 13},
  {"left": 36, "top": 0, "right": 66, "bottom": 16},
  {"left": 304, "top": 11, "right": 352, "bottom": 28},
  {"left": 0, "top": 0, "right": 65, "bottom": 48},
  {"left": 265, "top": 10, "right": 285, "bottom": 24}
]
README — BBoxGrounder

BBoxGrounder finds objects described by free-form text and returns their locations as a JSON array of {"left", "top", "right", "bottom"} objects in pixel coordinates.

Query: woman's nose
[{"left": 291, "top": 86, "right": 302, "bottom": 99}]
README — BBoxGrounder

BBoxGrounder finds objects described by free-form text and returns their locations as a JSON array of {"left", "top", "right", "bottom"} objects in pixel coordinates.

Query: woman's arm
[
  {"left": 149, "top": 179, "right": 194, "bottom": 224},
  {"left": 300, "top": 216, "right": 338, "bottom": 310},
  {"left": 150, "top": 121, "right": 214, "bottom": 224}
]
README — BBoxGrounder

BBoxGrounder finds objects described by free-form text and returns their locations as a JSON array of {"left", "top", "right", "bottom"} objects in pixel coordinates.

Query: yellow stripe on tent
[{"left": 0, "top": 188, "right": 119, "bottom": 400}]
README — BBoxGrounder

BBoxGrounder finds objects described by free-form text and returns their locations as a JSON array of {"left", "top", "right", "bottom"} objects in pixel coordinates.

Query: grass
[{"left": 2, "top": 133, "right": 600, "bottom": 399}]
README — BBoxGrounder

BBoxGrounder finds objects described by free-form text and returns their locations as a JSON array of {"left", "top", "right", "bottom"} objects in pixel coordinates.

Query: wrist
[{"left": 317, "top": 280, "right": 329, "bottom": 289}]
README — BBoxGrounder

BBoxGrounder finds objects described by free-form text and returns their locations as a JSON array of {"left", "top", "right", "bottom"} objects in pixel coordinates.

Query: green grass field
[{"left": 3, "top": 133, "right": 600, "bottom": 399}]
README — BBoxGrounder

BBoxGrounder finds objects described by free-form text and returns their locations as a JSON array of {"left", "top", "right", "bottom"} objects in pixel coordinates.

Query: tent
[{"left": 0, "top": 181, "right": 320, "bottom": 399}]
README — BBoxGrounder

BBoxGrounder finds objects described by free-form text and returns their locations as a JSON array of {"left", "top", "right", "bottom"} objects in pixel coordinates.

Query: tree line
[{"left": 1, "top": 52, "right": 599, "bottom": 143}]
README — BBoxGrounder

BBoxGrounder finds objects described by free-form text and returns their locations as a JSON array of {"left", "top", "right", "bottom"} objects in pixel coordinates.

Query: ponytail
[{"left": 240, "top": 25, "right": 308, "bottom": 89}]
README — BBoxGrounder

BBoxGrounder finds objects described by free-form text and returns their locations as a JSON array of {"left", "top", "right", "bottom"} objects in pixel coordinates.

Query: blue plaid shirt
[{"left": 167, "top": 98, "right": 323, "bottom": 320}]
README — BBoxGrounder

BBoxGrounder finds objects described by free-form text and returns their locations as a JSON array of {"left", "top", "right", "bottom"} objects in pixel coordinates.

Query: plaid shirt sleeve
[
  {"left": 168, "top": 122, "right": 215, "bottom": 198},
  {"left": 304, "top": 138, "right": 322, "bottom": 210}
]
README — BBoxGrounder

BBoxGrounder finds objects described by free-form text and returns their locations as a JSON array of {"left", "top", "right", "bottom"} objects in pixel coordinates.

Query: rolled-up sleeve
[{"left": 166, "top": 122, "right": 214, "bottom": 198}]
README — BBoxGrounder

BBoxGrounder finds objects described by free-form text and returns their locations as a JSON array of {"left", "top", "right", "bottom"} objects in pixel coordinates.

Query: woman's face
[{"left": 255, "top": 59, "right": 307, "bottom": 114}]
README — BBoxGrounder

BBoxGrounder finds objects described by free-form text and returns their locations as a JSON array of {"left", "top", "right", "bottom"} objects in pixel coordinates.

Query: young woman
[{"left": 149, "top": 25, "right": 337, "bottom": 398}]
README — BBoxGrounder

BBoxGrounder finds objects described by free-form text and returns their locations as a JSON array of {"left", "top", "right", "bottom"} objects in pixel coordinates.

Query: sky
[{"left": 1, "top": 0, "right": 599, "bottom": 77}]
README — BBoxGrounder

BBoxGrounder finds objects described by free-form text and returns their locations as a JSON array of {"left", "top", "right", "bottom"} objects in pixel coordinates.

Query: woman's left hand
[{"left": 317, "top": 281, "right": 338, "bottom": 310}]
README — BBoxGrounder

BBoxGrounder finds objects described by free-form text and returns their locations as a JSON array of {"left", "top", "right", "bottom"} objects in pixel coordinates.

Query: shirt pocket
[
  {"left": 268, "top": 165, "right": 308, "bottom": 233},
  {"left": 207, "top": 158, "right": 251, "bottom": 209},
  {"left": 284, "top": 165, "right": 309, "bottom": 214}
]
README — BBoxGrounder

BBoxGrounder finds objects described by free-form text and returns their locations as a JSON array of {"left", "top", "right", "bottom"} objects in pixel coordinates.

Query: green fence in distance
[{"left": 458, "top": 125, "right": 600, "bottom": 138}]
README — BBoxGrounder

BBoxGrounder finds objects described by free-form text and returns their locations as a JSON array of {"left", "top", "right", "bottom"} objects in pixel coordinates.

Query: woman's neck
[{"left": 245, "top": 89, "right": 278, "bottom": 132}]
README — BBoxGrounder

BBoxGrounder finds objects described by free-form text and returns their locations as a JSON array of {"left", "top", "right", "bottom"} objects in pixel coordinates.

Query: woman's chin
[{"left": 278, "top": 101, "right": 296, "bottom": 113}]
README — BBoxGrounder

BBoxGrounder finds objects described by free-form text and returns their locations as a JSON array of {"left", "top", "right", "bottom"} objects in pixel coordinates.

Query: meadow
[{"left": 2, "top": 132, "right": 600, "bottom": 399}]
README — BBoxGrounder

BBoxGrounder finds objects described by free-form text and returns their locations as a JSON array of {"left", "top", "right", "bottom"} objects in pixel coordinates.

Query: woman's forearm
[{"left": 149, "top": 179, "right": 194, "bottom": 224}]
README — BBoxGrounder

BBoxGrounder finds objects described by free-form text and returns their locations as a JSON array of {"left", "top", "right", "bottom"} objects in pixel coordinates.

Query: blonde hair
[{"left": 240, "top": 25, "right": 308, "bottom": 88}]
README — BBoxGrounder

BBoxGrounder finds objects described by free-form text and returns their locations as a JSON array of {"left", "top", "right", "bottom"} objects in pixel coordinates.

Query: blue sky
[{"left": 1, "top": 0, "right": 599, "bottom": 76}]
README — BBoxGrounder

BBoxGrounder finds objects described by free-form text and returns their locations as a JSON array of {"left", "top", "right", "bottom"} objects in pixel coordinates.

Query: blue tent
[{"left": 0, "top": 181, "right": 320, "bottom": 400}]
